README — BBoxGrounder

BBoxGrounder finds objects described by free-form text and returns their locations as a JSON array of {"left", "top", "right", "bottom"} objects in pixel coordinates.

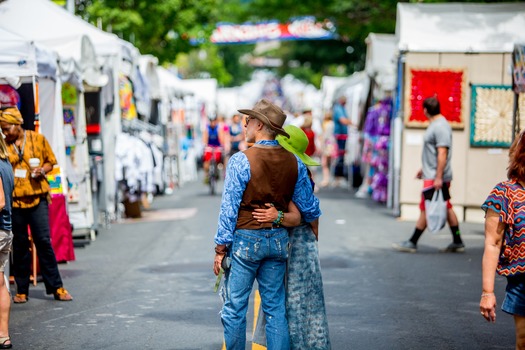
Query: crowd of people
[
  {"left": 210, "top": 95, "right": 525, "bottom": 349},
  {"left": 1, "top": 94, "right": 523, "bottom": 350}
]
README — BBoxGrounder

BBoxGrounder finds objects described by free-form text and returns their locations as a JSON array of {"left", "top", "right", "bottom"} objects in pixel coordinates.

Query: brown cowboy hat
[{"left": 238, "top": 99, "right": 290, "bottom": 138}]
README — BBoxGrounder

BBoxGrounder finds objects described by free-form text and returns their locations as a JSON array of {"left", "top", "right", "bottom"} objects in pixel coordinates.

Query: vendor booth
[
  {"left": 331, "top": 72, "right": 370, "bottom": 187},
  {"left": 0, "top": 28, "right": 75, "bottom": 262},
  {"left": 0, "top": 0, "right": 144, "bottom": 230},
  {"left": 393, "top": 2, "right": 525, "bottom": 223},
  {"left": 157, "top": 67, "right": 197, "bottom": 187},
  {"left": 355, "top": 33, "right": 396, "bottom": 202}
]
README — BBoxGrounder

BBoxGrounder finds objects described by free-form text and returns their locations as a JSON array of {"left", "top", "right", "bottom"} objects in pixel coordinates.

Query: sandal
[
  {"left": 0, "top": 336, "right": 12, "bottom": 349},
  {"left": 13, "top": 293, "right": 27, "bottom": 303}
]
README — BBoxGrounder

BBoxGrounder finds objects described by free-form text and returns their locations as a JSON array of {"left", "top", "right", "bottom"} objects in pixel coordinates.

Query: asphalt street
[{"left": 8, "top": 178, "right": 515, "bottom": 349}]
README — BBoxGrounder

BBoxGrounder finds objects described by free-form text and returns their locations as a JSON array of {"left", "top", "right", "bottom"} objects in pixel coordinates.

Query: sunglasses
[{"left": 245, "top": 116, "right": 257, "bottom": 125}]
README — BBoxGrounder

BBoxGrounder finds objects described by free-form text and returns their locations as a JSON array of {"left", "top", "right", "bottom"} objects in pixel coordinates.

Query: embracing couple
[{"left": 213, "top": 98, "right": 331, "bottom": 350}]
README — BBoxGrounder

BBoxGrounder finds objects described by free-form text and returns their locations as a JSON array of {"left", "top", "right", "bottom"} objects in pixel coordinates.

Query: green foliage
[
  {"left": 77, "top": 0, "right": 222, "bottom": 64},
  {"left": 76, "top": 0, "right": 523, "bottom": 88}
]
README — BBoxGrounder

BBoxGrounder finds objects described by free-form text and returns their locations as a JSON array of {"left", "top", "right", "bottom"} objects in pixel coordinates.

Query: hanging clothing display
[{"left": 361, "top": 97, "right": 392, "bottom": 203}]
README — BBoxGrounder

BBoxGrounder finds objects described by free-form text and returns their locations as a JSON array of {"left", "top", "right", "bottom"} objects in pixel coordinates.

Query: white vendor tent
[
  {"left": 365, "top": 33, "right": 397, "bottom": 96},
  {"left": 392, "top": 2, "right": 525, "bottom": 223},
  {"left": 396, "top": 2, "right": 525, "bottom": 53},
  {"left": 0, "top": 28, "right": 38, "bottom": 79},
  {"left": 0, "top": 0, "right": 111, "bottom": 87},
  {"left": 320, "top": 76, "right": 348, "bottom": 113},
  {"left": 0, "top": 27, "right": 68, "bottom": 195}
]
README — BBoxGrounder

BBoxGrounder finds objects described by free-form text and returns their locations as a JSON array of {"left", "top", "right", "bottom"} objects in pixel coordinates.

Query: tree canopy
[{"left": 75, "top": 0, "right": 521, "bottom": 88}]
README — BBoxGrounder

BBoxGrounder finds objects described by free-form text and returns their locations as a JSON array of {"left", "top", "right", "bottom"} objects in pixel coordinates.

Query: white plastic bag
[{"left": 425, "top": 189, "right": 447, "bottom": 233}]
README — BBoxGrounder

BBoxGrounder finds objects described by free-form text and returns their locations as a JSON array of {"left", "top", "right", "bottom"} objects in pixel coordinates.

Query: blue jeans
[{"left": 221, "top": 228, "right": 290, "bottom": 350}]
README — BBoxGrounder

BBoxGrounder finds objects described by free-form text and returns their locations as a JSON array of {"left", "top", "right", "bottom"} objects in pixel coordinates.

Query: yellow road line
[
  {"left": 252, "top": 290, "right": 266, "bottom": 350},
  {"left": 222, "top": 290, "right": 267, "bottom": 350}
]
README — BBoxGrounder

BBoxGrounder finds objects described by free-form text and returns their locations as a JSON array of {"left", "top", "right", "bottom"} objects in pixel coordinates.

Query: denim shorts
[
  {"left": 0, "top": 229, "right": 12, "bottom": 273},
  {"left": 502, "top": 276, "right": 525, "bottom": 317}
]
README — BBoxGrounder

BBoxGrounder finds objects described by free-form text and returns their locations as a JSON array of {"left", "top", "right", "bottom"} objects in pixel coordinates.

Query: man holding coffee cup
[{"left": 0, "top": 106, "right": 72, "bottom": 303}]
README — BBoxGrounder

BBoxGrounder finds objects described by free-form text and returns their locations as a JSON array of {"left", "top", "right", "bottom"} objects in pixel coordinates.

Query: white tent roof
[
  {"left": 0, "top": 0, "right": 123, "bottom": 59},
  {"left": 0, "top": 0, "right": 139, "bottom": 86},
  {"left": 396, "top": 3, "right": 525, "bottom": 53},
  {"left": 0, "top": 27, "right": 37, "bottom": 78},
  {"left": 182, "top": 78, "right": 218, "bottom": 117},
  {"left": 320, "top": 76, "right": 347, "bottom": 111},
  {"left": 157, "top": 67, "right": 191, "bottom": 100},
  {"left": 365, "top": 33, "right": 396, "bottom": 92},
  {"left": 140, "top": 55, "right": 161, "bottom": 100}
]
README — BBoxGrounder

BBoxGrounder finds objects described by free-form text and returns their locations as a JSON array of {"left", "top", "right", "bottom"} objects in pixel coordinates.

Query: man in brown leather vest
[{"left": 213, "top": 99, "right": 321, "bottom": 349}]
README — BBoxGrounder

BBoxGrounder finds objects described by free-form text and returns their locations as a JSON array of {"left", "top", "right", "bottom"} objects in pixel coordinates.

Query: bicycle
[{"left": 205, "top": 146, "right": 222, "bottom": 195}]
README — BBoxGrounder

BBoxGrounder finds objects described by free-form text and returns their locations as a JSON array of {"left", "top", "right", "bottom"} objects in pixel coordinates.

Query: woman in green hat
[{"left": 252, "top": 124, "right": 331, "bottom": 349}]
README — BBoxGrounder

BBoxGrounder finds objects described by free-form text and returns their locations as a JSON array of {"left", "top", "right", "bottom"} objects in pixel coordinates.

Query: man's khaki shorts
[{"left": 0, "top": 229, "right": 13, "bottom": 273}]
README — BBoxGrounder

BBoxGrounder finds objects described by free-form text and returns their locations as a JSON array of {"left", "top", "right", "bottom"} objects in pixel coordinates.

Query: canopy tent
[
  {"left": 392, "top": 2, "right": 525, "bottom": 223},
  {"left": 320, "top": 76, "right": 348, "bottom": 112},
  {"left": 365, "top": 33, "right": 396, "bottom": 94},
  {"left": 396, "top": 2, "right": 525, "bottom": 53},
  {"left": 135, "top": 55, "right": 159, "bottom": 120},
  {"left": 0, "top": 28, "right": 38, "bottom": 79},
  {"left": 157, "top": 67, "right": 191, "bottom": 101},
  {"left": 182, "top": 78, "right": 218, "bottom": 122},
  {"left": 0, "top": 0, "right": 137, "bottom": 86}
]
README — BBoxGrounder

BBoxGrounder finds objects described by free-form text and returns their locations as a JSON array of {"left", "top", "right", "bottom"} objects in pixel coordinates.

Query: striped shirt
[{"left": 482, "top": 179, "right": 525, "bottom": 276}]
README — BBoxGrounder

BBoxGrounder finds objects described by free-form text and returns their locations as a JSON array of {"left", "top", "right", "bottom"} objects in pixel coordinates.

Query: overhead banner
[
  {"left": 210, "top": 17, "right": 336, "bottom": 44},
  {"left": 513, "top": 44, "right": 525, "bottom": 94}
]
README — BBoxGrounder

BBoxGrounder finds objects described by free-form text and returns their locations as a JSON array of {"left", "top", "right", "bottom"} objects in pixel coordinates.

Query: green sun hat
[{"left": 276, "top": 125, "right": 320, "bottom": 166}]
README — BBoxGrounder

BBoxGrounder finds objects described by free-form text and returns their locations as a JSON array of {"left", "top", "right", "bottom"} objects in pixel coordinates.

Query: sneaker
[
  {"left": 53, "top": 287, "right": 73, "bottom": 301},
  {"left": 440, "top": 242, "right": 465, "bottom": 253},
  {"left": 13, "top": 293, "right": 28, "bottom": 303},
  {"left": 392, "top": 240, "right": 417, "bottom": 253}
]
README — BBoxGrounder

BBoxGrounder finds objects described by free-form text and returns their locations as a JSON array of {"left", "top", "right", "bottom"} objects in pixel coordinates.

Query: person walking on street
[
  {"left": 213, "top": 99, "right": 321, "bottom": 350},
  {"left": 332, "top": 95, "right": 351, "bottom": 187},
  {"left": 0, "top": 115, "right": 14, "bottom": 349},
  {"left": 479, "top": 131, "right": 525, "bottom": 349},
  {"left": 319, "top": 111, "right": 336, "bottom": 188},
  {"left": 393, "top": 97, "right": 464, "bottom": 253},
  {"left": 0, "top": 106, "right": 72, "bottom": 303}
]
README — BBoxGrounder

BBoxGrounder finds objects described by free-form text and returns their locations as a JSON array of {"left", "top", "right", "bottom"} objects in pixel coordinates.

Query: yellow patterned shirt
[{"left": 6, "top": 130, "right": 57, "bottom": 208}]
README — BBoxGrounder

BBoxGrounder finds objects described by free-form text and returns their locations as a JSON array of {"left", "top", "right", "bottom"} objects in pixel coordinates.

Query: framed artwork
[
  {"left": 404, "top": 68, "right": 465, "bottom": 129},
  {"left": 470, "top": 85, "right": 525, "bottom": 147}
]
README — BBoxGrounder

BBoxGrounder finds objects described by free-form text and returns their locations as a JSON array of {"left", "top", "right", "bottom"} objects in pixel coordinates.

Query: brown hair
[
  {"left": 423, "top": 97, "right": 440, "bottom": 116},
  {"left": 507, "top": 131, "right": 525, "bottom": 182}
]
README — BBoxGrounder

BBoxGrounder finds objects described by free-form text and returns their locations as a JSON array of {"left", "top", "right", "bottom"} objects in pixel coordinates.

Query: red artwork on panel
[{"left": 406, "top": 69, "right": 464, "bottom": 128}]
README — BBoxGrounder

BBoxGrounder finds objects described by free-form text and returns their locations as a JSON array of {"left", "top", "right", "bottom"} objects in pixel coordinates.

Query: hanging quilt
[
  {"left": 470, "top": 85, "right": 525, "bottom": 147},
  {"left": 404, "top": 68, "right": 465, "bottom": 129}
]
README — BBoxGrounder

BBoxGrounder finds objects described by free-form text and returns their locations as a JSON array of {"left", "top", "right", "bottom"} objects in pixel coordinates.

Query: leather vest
[{"left": 236, "top": 144, "right": 298, "bottom": 229}]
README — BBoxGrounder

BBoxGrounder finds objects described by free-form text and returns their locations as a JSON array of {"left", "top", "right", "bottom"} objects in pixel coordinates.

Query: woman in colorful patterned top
[{"left": 480, "top": 131, "right": 525, "bottom": 348}]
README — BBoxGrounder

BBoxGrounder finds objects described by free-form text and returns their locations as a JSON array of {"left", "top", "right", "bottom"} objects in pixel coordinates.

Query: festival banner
[{"left": 210, "top": 17, "right": 336, "bottom": 44}]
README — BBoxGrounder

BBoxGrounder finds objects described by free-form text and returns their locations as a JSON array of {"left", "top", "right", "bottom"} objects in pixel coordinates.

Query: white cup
[{"left": 29, "top": 158, "right": 40, "bottom": 177}]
